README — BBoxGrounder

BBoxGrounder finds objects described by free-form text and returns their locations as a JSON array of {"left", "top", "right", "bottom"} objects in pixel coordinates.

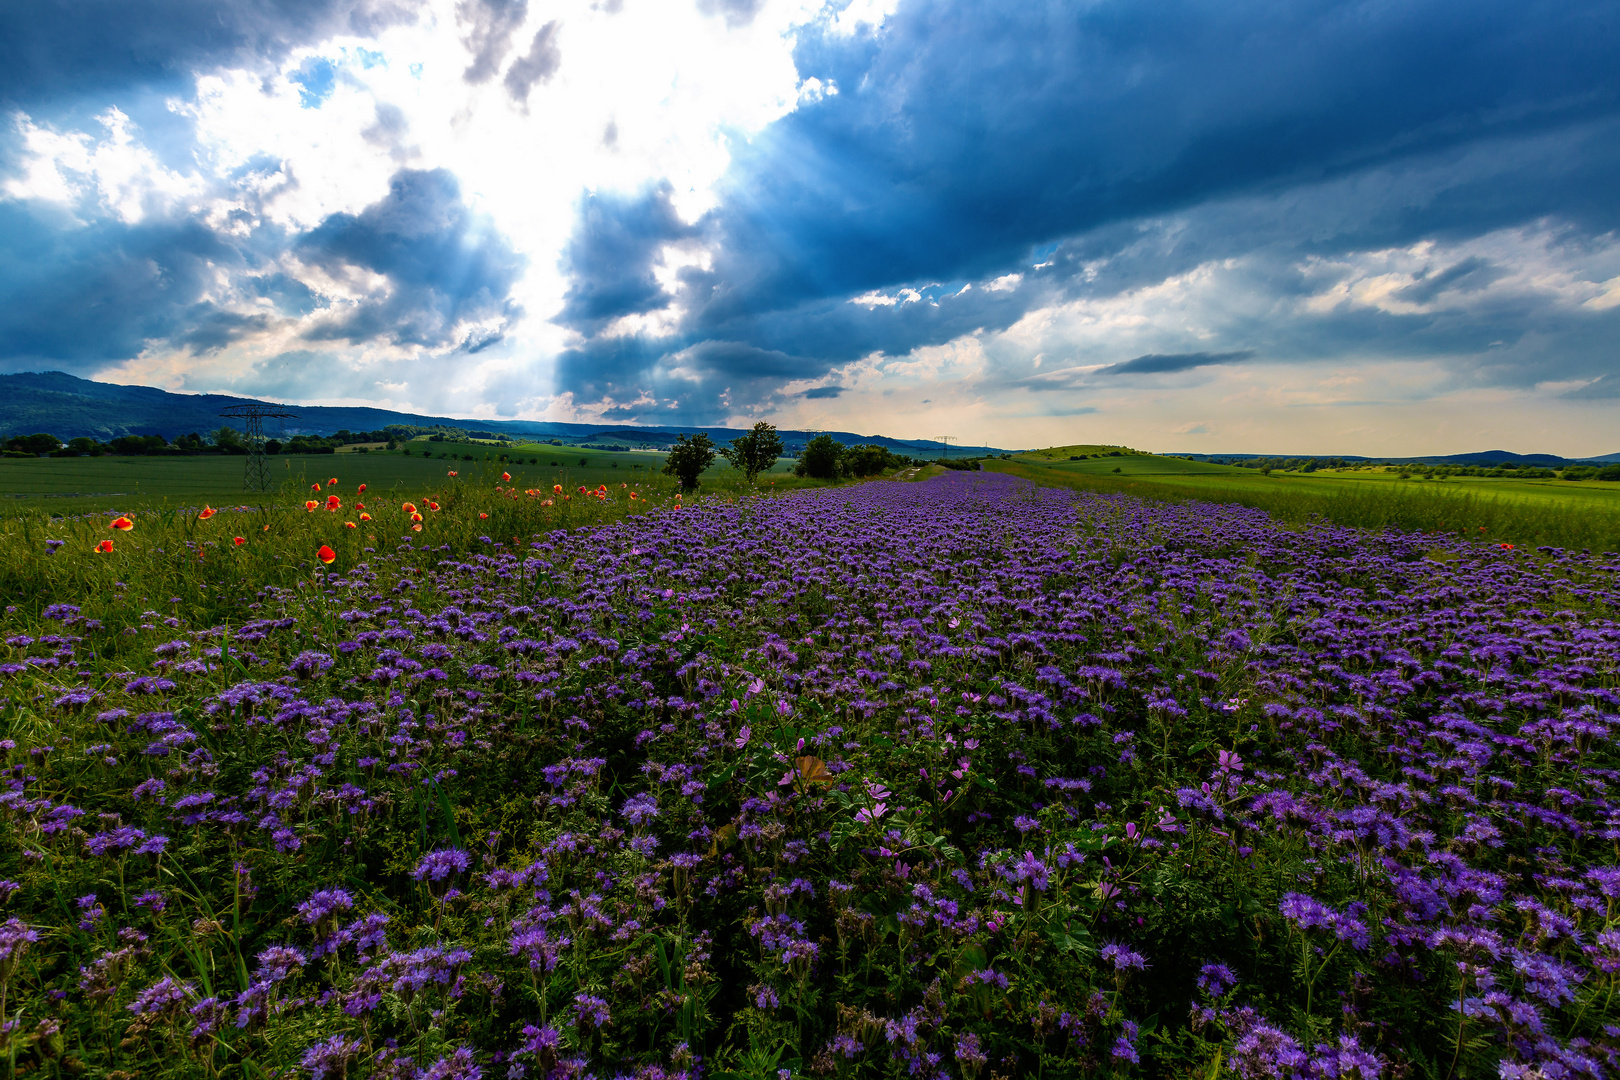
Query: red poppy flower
[
  {"left": 317, "top": 545, "right": 337, "bottom": 564},
  {"left": 110, "top": 516, "right": 133, "bottom": 531},
  {"left": 501, "top": 471, "right": 511, "bottom": 481},
  {"left": 233, "top": 536, "right": 246, "bottom": 546},
  {"left": 358, "top": 483, "right": 367, "bottom": 493},
  {"left": 402, "top": 502, "right": 417, "bottom": 514},
  {"left": 359, "top": 512, "right": 372, "bottom": 521},
  {"left": 305, "top": 500, "right": 319, "bottom": 512},
  {"left": 326, "top": 494, "right": 342, "bottom": 511},
  {"left": 198, "top": 506, "right": 216, "bottom": 520},
  {"left": 96, "top": 539, "right": 115, "bottom": 553},
  {"left": 328, "top": 478, "right": 337, "bottom": 487}
]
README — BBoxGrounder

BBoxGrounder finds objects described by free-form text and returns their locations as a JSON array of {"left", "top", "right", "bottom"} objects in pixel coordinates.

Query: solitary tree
[
  {"left": 719, "top": 422, "right": 785, "bottom": 483},
  {"left": 663, "top": 433, "right": 717, "bottom": 490},
  {"left": 794, "top": 434, "right": 844, "bottom": 480}
]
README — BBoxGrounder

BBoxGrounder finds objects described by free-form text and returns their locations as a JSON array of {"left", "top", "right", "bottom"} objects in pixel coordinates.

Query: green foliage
[
  {"left": 664, "top": 433, "right": 719, "bottom": 490},
  {"left": 794, "top": 434, "right": 843, "bottom": 480},
  {"left": 842, "top": 443, "right": 902, "bottom": 477},
  {"left": 720, "top": 423, "right": 785, "bottom": 484}
]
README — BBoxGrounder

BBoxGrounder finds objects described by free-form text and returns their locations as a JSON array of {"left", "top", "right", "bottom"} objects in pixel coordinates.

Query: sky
[{"left": 1, "top": 0, "right": 1618, "bottom": 455}]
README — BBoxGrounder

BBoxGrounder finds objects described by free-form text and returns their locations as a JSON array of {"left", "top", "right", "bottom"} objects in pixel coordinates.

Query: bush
[
  {"left": 794, "top": 434, "right": 843, "bottom": 479},
  {"left": 663, "top": 432, "right": 717, "bottom": 490},
  {"left": 842, "top": 443, "right": 901, "bottom": 477}
]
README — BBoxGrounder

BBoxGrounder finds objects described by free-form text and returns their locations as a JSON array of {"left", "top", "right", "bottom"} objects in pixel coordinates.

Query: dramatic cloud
[
  {"left": 2, "top": 0, "right": 1618, "bottom": 453},
  {"left": 0, "top": 0, "right": 422, "bottom": 106},
  {"left": 296, "top": 167, "right": 525, "bottom": 347}
]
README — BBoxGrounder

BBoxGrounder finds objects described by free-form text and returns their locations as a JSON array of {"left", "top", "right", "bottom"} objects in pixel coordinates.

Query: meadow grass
[
  {"left": 0, "top": 443, "right": 801, "bottom": 517},
  {"left": 0, "top": 462, "right": 836, "bottom": 628},
  {"left": 992, "top": 456, "right": 1620, "bottom": 552}
]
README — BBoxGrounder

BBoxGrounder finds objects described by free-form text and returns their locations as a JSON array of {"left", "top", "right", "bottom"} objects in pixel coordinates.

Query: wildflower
[
  {"left": 448, "top": 470, "right": 458, "bottom": 477},
  {"left": 96, "top": 539, "right": 115, "bottom": 553},
  {"left": 312, "top": 483, "right": 321, "bottom": 492},
  {"left": 359, "top": 512, "right": 371, "bottom": 521},
  {"left": 233, "top": 536, "right": 245, "bottom": 546},
  {"left": 553, "top": 484, "right": 562, "bottom": 494},
  {"left": 302, "top": 1033, "right": 363, "bottom": 1080},
  {"left": 317, "top": 545, "right": 337, "bottom": 565},
  {"left": 573, "top": 992, "right": 611, "bottom": 1030},
  {"left": 501, "top": 472, "right": 511, "bottom": 481},
  {"left": 479, "top": 512, "right": 488, "bottom": 519},
  {"left": 357, "top": 483, "right": 366, "bottom": 492},
  {"left": 327, "top": 477, "right": 337, "bottom": 486},
  {"left": 110, "top": 516, "right": 133, "bottom": 531},
  {"left": 428, "top": 501, "right": 439, "bottom": 511},
  {"left": 306, "top": 500, "right": 319, "bottom": 512},
  {"left": 326, "top": 494, "right": 342, "bottom": 511},
  {"left": 413, "top": 848, "right": 471, "bottom": 883},
  {"left": 403, "top": 502, "right": 417, "bottom": 514},
  {"left": 198, "top": 506, "right": 216, "bottom": 520}
]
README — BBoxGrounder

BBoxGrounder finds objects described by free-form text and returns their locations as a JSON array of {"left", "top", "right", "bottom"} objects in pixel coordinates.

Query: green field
[
  {"left": 0, "top": 440, "right": 803, "bottom": 516},
  {"left": 995, "top": 451, "right": 1620, "bottom": 552}
]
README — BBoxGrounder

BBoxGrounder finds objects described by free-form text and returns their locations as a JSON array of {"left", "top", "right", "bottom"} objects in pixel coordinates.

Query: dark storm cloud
[
  {"left": 0, "top": 0, "right": 422, "bottom": 106},
  {"left": 551, "top": 0, "right": 1620, "bottom": 419},
  {"left": 1096, "top": 351, "right": 1256, "bottom": 376},
  {"left": 457, "top": 0, "right": 529, "bottom": 86},
  {"left": 801, "top": 385, "right": 844, "bottom": 398},
  {"left": 297, "top": 167, "right": 526, "bottom": 347},
  {"left": 555, "top": 183, "right": 693, "bottom": 333},
  {"left": 0, "top": 201, "right": 249, "bottom": 370},
  {"left": 504, "top": 21, "right": 561, "bottom": 105}
]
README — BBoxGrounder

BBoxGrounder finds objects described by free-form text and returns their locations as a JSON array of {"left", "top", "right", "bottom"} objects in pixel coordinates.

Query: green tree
[
  {"left": 719, "top": 422, "right": 785, "bottom": 483},
  {"left": 794, "top": 434, "right": 844, "bottom": 479},
  {"left": 663, "top": 433, "right": 717, "bottom": 490},
  {"left": 842, "top": 442, "right": 899, "bottom": 477},
  {"left": 5, "top": 433, "right": 61, "bottom": 455}
]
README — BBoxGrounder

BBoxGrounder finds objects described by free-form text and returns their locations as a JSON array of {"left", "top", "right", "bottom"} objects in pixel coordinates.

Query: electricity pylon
[{"left": 219, "top": 404, "right": 300, "bottom": 493}]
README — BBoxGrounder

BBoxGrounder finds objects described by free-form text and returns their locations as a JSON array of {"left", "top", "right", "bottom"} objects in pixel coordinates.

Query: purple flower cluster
[{"left": 3, "top": 471, "right": 1620, "bottom": 1077}]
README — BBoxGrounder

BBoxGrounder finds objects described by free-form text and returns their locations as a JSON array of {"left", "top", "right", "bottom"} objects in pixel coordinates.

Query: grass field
[
  {"left": 0, "top": 441, "right": 803, "bottom": 517},
  {"left": 995, "top": 451, "right": 1620, "bottom": 552}
]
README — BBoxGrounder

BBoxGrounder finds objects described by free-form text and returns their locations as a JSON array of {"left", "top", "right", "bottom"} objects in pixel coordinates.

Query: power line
[{"left": 219, "top": 404, "right": 300, "bottom": 493}]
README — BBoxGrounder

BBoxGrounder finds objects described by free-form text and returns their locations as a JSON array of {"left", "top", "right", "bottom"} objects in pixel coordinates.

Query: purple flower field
[{"left": 2, "top": 470, "right": 1619, "bottom": 1078}]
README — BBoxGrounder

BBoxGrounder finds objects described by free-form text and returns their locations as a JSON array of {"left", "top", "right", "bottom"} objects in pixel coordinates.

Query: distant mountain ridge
[{"left": 0, "top": 371, "right": 1005, "bottom": 456}]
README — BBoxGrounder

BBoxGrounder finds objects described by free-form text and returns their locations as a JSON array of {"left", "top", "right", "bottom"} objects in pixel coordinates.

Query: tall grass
[
  {"left": 992, "top": 460, "right": 1620, "bottom": 553},
  {"left": 0, "top": 468, "right": 830, "bottom": 633}
]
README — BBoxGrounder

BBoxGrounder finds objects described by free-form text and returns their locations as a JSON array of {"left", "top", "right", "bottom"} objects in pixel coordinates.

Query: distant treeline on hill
[
  {"left": 1, "top": 425, "right": 435, "bottom": 458},
  {"left": 1179, "top": 454, "right": 1620, "bottom": 480}
]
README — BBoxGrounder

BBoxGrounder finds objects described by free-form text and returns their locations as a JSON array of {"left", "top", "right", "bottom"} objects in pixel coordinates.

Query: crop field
[
  {"left": 0, "top": 444, "right": 800, "bottom": 517},
  {"left": 996, "top": 455, "right": 1620, "bottom": 554},
  {"left": 1, "top": 469, "right": 1618, "bottom": 1079}
]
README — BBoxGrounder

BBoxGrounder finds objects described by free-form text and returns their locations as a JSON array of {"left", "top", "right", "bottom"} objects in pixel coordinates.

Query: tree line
[{"left": 660, "top": 424, "right": 934, "bottom": 489}]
